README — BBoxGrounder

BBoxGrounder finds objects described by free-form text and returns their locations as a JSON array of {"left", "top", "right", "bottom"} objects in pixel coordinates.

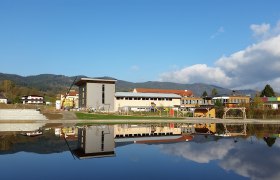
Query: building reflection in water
[
  {"left": 114, "top": 124, "right": 194, "bottom": 145},
  {"left": 0, "top": 122, "right": 250, "bottom": 159},
  {"left": 72, "top": 123, "right": 195, "bottom": 159},
  {"left": 73, "top": 126, "right": 115, "bottom": 159}
]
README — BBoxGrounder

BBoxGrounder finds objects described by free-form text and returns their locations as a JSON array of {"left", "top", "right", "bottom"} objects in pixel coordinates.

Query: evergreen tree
[
  {"left": 260, "top": 84, "right": 275, "bottom": 97},
  {"left": 211, "top": 88, "right": 218, "bottom": 96},
  {"left": 263, "top": 137, "right": 276, "bottom": 147},
  {"left": 214, "top": 99, "right": 223, "bottom": 107},
  {"left": 202, "top": 91, "right": 208, "bottom": 97}
]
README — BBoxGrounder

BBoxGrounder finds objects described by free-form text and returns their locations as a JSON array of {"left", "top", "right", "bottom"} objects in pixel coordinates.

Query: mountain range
[{"left": 0, "top": 73, "right": 258, "bottom": 97}]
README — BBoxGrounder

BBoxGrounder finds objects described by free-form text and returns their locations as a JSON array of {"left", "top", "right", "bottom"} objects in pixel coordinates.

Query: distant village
[{"left": 0, "top": 77, "right": 279, "bottom": 119}]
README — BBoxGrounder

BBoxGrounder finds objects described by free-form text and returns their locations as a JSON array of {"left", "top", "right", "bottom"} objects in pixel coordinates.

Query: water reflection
[
  {"left": 74, "top": 126, "right": 115, "bottom": 159},
  {"left": 0, "top": 122, "right": 279, "bottom": 180}
]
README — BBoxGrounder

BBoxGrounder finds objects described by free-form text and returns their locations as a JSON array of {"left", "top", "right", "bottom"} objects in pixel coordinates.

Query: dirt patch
[
  {"left": 42, "top": 112, "right": 63, "bottom": 120},
  {"left": 62, "top": 111, "right": 77, "bottom": 120}
]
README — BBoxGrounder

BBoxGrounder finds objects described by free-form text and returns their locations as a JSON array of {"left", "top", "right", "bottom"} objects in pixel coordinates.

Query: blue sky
[{"left": 1, "top": 0, "right": 280, "bottom": 91}]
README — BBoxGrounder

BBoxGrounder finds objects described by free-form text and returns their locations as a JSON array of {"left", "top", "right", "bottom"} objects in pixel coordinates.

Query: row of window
[
  {"left": 22, "top": 98, "right": 43, "bottom": 100},
  {"left": 182, "top": 99, "right": 247, "bottom": 104},
  {"left": 116, "top": 97, "right": 173, "bottom": 101},
  {"left": 182, "top": 100, "right": 205, "bottom": 104},
  {"left": 23, "top": 101, "right": 44, "bottom": 103},
  {"left": 229, "top": 99, "right": 247, "bottom": 103},
  {"left": 213, "top": 99, "right": 248, "bottom": 103}
]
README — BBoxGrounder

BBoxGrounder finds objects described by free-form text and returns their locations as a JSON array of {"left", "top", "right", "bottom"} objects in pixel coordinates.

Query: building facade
[
  {"left": 213, "top": 95, "right": 250, "bottom": 107},
  {"left": 21, "top": 95, "right": 44, "bottom": 104},
  {"left": 75, "top": 77, "right": 116, "bottom": 112},
  {"left": 181, "top": 97, "right": 213, "bottom": 109},
  {"left": 115, "top": 92, "right": 181, "bottom": 112},
  {"left": 261, "top": 97, "right": 280, "bottom": 109}
]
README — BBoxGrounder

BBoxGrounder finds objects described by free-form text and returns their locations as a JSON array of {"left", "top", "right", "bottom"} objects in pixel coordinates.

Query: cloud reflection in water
[{"left": 159, "top": 137, "right": 280, "bottom": 180}]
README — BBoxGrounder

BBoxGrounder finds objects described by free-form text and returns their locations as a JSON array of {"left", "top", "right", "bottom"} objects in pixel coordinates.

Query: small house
[
  {"left": 194, "top": 106, "right": 216, "bottom": 118},
  {"left": 0, "top": 93, "right": 8, "bottom": 104}
]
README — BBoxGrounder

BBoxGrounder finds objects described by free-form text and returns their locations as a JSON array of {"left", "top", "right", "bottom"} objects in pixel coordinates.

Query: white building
[
  {"left": 21, "top": 95, "right": 44, "bottom": 104},
  {"left": 115, "top": 92, "right": 181, "bottom": 112},
  {"left": 0, "top": 93, "right": 8, "bottom": 104},
  {"left": 212, "top": 95, "right": 230, "bottom": 104}
]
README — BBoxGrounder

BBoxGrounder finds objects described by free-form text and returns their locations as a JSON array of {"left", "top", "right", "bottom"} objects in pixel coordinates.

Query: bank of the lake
[
  {"left": 24, "top": 118, "right": 280, "bottom": 125},
  {"left": 75, "top": 112, "right": 184, "bottom": 120}
]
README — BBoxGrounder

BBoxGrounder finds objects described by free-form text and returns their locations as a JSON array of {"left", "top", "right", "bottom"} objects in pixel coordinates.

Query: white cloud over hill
[{"left": 160, "top": 21, "right": 280, "bottom": 92}]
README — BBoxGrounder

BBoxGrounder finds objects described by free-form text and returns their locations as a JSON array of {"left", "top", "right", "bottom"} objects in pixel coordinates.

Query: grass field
[{"left": 75, "top": 112, "right": 184, "bottom": 120}]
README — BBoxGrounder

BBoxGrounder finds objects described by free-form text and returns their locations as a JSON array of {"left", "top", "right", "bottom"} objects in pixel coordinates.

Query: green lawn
[{"left": 75, "top": 112, "right": 184, "bottom": 120}]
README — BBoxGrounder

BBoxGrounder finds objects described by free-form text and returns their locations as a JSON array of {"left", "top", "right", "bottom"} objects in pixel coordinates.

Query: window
[
  {"left": 102, "top": 85, "right": 105, "bottom": 104},
  {"left": 101, "top": 131, "right": 104, "bottom": 151}
]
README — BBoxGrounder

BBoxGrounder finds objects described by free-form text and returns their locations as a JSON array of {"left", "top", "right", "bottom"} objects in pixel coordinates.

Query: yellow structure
[
  {"left": 213, "top": 95, "right": 250, "bottom": 107},
  {"left": 228, "top": 96, "right": 250, "bottom": 106},
  {"left": 194, "top": 107, "right": 215, "bottom": 118},
  {"left": 60, "top": 90, "right": 79, "bottom": 109},
  {"left": 194, "top": 123, "right": 216, "bottom": 134}
]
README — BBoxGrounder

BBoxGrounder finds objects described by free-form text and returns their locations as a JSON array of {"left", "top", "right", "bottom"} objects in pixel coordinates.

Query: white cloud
[
  {"left": 160, "top": 64, "right": 231, "bottom": 86},
  {"left": 219, "top": 140, "right": 280, "bottom": 180},
  {"left": 160, "top": 139, "right": 234, "bottom": 163},
  {"left": 160, "top": 137, "right": 280, "bottom": 180},
  {"left": 159, "top": 21, "right": 280, "bottom": 92},
  {"left": 250, "top": 23, "right": 270, "bottom": 38},
  {"left": 215, "top": 35, "right": 280, "bottom": 88},
  {"left": 210, "top": 26, "right": 225, "bottom": 39},
  {"left": 250, "top": 21, "right": 280, "bottom": 40}
]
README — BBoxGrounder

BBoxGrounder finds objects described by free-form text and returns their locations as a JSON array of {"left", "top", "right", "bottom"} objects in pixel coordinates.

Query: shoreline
[{"left": 0, "top": 118, "right": 280, "bottom": 124}]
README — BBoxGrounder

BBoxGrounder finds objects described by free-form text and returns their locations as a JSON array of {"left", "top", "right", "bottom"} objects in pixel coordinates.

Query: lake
[{"left": 0, "top": 122, "right": 279, "bottom": 180}]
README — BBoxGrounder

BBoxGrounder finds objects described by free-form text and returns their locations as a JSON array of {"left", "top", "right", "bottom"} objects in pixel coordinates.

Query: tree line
[{"left": 0, "top": 80, "right": 56, "bottom": 103}]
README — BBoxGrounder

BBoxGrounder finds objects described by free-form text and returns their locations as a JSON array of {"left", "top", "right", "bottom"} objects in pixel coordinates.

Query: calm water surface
[{"left": 0, "top": 122, "right": 279, "bottom": 180}]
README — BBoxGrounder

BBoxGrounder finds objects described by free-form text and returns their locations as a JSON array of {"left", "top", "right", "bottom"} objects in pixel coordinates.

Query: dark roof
[
  {"left": 135, "top": 88, "right": 193, "bottom": 97},
  {"left": 92, "top": 76, "right": 117, "bottom": 81},
  {"left": 73, "top": 149, "right": 115, "bottom": 159},
  {"left": 75, "top": 77, "right": 117, "bottom": 86}
]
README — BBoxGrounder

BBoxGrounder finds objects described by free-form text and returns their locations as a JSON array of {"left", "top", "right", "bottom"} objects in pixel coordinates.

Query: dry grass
[
  {"left": 0, "top": 103, "right": 53, "bottom": 110},
  {"left": 42, "top": 112, "right": 63, "bottom": 120}
]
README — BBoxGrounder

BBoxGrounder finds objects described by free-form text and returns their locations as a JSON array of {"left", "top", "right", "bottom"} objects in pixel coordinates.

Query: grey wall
[
  {"left": 104, "top": 83, "right": 116, "bottom": 112},
  {"left": 86, "top": 83, "right": 115, "bottom": 112},
  {"left": 84, "top": 126, "right": 115, "bottom": 154}
]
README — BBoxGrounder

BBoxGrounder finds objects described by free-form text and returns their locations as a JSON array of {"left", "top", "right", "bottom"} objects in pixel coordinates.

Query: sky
[{"left": 1, "top": 0, "right": 280, "bottom": 91}]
